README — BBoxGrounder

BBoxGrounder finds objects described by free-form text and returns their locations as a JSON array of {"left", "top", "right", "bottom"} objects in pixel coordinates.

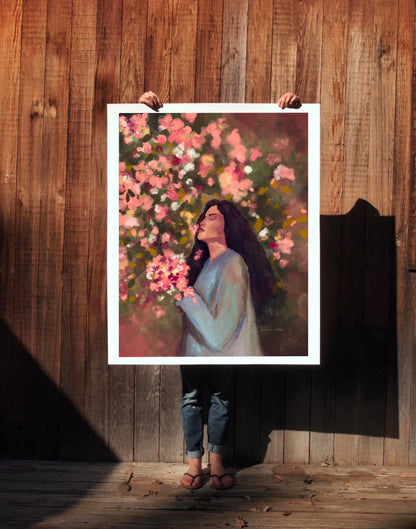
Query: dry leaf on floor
[
  {"left": 283, "top": 510, "right": 293, "bottom": 516},
  {"left": 263, "top": 505, "right": 272, "bottom": 512},
  {"left": 236, "top": 516, "right": 248, "bottom": 528}
]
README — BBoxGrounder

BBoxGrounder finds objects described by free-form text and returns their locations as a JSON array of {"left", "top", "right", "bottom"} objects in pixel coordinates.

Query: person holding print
[{"left": 139, "top": 91, "right": 302, "bottom": 490}]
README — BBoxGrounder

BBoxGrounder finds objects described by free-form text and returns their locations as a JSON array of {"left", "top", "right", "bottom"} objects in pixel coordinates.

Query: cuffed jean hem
[
  {"left": 207, "top": 442, "right": 227, "bottom": 456},
  {"left": 186, "top": 448, "right": 204, "bottom": 459}
]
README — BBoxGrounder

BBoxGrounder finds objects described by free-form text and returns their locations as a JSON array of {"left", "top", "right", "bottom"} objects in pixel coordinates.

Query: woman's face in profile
[{"left": 197, "top": 205, "right": 225, "bottom": 243}]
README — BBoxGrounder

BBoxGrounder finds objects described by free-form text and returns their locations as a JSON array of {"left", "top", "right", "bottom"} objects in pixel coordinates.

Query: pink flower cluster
[{"left": 145, "top": 253, "right": 195, "bottom": 302}]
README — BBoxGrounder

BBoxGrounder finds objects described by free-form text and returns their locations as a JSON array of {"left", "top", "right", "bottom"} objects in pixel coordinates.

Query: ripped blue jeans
[{"left": 180, "top": 365, "right": 234, "bottom": 459}]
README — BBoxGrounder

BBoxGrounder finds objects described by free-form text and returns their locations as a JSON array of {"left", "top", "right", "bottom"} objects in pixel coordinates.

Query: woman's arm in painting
[{"left": 177, "top": 256, "right": 249, "bottom": 350}]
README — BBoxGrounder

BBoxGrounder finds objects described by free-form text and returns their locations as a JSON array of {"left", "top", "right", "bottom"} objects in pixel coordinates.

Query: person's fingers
[
  {"left": 278, "top": 92, "right": 292, "bottom": 109},
  {"left": 139, "top": 91, "right": 163, "bottom": 111},
  {"left": 278, "top": 92, "right": 302, "bottom": 109},
  {"left": 288, "top": 95, "right": 302, "bottom": 109}
]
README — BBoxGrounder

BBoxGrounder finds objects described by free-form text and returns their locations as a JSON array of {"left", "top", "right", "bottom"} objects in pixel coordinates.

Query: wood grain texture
[
  {"left": 60, "top": 0, "right": 98, "bottom": 461},
  {"left": 3, "top": 461, "right": 416, "bottom": 529},
  {"left": 260, "top": 367, "right": 286, "bottom": 463},
  {"left": 12, "top": 0, "right": 48, "bottom": 460},
  {"left": 159, "top": 366, "right": 183, "bottom": 462},
  {"left": 194, "top": 0, "right": 223, "bottom": 102},
  {"left": 341, "top": 0, "right": 374, "bottom": 213},
  {"left": 295, "top": 0, "right": 323, "bottom": 103},
  {"left": 359, "top": 0, "right": 398, "bottom": 465},
  {"left": 0, "top": 0, "right": 21, "bottom": 324},
  {"left": 0, "top": 0, "right": 22, "bottom": 459},
  {"left": 120, "top": 0, "right": 148, "bottom": 102},
  {"left": 271, "top": 0, "right": 298, "bottom": 101},
  {"left": 220, "top": 0, "right": 248, "bottom": 102},
  {"left": 34, "top": 0, "right": 72, "bottom": 459},
  {"left": 134, "top": 366, "right": 161, "bottom": 461},
  {"left": 409, "top": 8, "right": 416, "bottom": 270},
  {"left": 319, "top": 0, "right": 347, "bottom": 215},
  {"left": 384, "top": 0, "right": 414, "bottom": 466},
  {"left": 366, "top": 0, "right": 397, "bottom": 217},
  {"left": 144, "top": 0, "right": 172, "bottom": 101},
  {"left": 84, "top": 0, "right": 122, "bottom": 461},
  {"left": 108, "top": 366, "right": 135, "bottom": 461},
  {"left": 235, "top": 366, "right": 262, "bottom": 464},
  {"left": 170, "top": 0, "right": 198, "bottom": 102},
  {"left": 245, "top": 0, "right": 273, "bottom": 103},
  {"left": 284, "top": 368, "right": 311, "bottom": 464}
]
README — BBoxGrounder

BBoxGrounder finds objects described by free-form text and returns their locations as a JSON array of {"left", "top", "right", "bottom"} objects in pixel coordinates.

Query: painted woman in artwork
[{"left": 177, "top": 199, "right": 275, "bottom": 357}]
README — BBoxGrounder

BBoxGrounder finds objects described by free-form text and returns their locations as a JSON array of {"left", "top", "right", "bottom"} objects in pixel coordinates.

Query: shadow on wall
[
  {"left": 234, "top": 199, "right": 399, "bottom": 464},
  {"left": 0, "top": 198, "right": 399, "bottom": 470},
  {"left": 0, "top": 320, "right": 117, "bottom": 462}
]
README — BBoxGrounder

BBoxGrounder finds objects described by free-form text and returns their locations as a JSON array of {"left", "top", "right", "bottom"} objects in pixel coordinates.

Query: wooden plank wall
[{"left": 0, "top": 0, "right": 415, "bottom": 466}]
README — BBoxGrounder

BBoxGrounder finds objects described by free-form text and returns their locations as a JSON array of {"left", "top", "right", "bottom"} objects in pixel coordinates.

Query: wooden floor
[{"left": 1, "top": 460, "right": 416, "bottom": 529}]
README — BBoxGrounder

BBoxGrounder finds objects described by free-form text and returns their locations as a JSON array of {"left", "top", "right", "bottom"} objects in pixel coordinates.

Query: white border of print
[{"left": 107, "top": 103, "right": 320, "bottom": 365}]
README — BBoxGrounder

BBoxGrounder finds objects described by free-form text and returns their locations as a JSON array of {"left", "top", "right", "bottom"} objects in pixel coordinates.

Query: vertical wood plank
[
  {"left": 333, "top": 1, "right": 374, "bottom": 465},
  {"left": 103, "top": 0, "right": 134, "bottom": 460},
  {"left": 34, "top": 0, "right": 72, "bottom": 459},
  {"left": 0, "top": 0, "right": 21, "bottom": 324},
  {"left": 14, "top": 0, "right": 46, "bottom": 359},
  {"left": 245, "top": 0, "right": 273, "bottom": 103},
  {"left": 409, "top": 274, "right": 416, "bottom": 465},
  {"left": 261, "top": 367, "right": 286, "bottom": 463},
  {"left": 319, "top": 0, "right": 347, "bottom": 215},
  {"left": 194, "top": 0, "right": 223, "bottom": 102},
  {"left": 384, "top": 0, "right": 414, "bottom": 466},
  {"left": 408, "top": 4, "right": 416, "bottom": 271},
  {"left": 358, "top": 0, "right": 398, "bottom": 465},
  {"left": 220, "top": 0, "right": 248, "bottom": 102},
  {"left": 12, "top": 0, "right": 48, "bottom": 459},
  {"left": 60, "top": 0, "right": 97, "bottom": 460},
  {"left": 310, "top": 0, "right": 348, "bottom": 465},
  {"left": 159, "top": 366, "right": 183, "bottom": 462},
  {"left": 366, "top": 0, "right": 397, "bottom": 217},
  {"left": 235, "top": 366, "right": 262, "bottom": 464},
  {"left": 341, "top": 0, "right": 374, "bottom": 214},
  {"left": 332, "top": 207, "right": 365, "bottom": 466},
  {"left": 295, "top": 0, "right": 323, "bottom": 103},
  {"left": 134, "top": 367, "right": 161, "bottom": 461},
  {"left": 408, "top": 3, "right": 416, "bottom": 465},
  {"left": 84, "top": 0, "right": 122, "bottom": 461},
  {"left": 0, "top": 0, "right": 23, "bottom": 458},
  {"left": 170, "top": 0, "right": 198, "bottom": 102},
  {"left": 108, "top": 366, "right": 135, "bottom": 461},
  {"left": 120, "top": 0, "right": 148, "bottom": 102},
  {"left": 144, "top": 0, "right": 172, "bottom": 101},
  {"left": 271, "top": 0, "right": 298, "bottom": 101},
  {"left": 292, "top": 0, "right": 323, "bottom": 466},
  {"left": 281, "top": 0, "right": 324, "bottom": 466},
  {"left": 284, "top": 367, "right": 311, "bottom": 464},
  {"left": 118, "top": 0, "right": 158, "bottom": 463}
]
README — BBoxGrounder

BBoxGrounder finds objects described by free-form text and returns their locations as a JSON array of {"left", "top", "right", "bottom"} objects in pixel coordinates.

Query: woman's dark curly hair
[{"left": 186, "top": 199, "right": 276, "bottom": 321}]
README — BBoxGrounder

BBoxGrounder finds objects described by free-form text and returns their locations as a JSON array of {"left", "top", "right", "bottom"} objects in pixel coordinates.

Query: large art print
[{"left": 107, "top": 103, "right": 320, "bottom": 364}]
